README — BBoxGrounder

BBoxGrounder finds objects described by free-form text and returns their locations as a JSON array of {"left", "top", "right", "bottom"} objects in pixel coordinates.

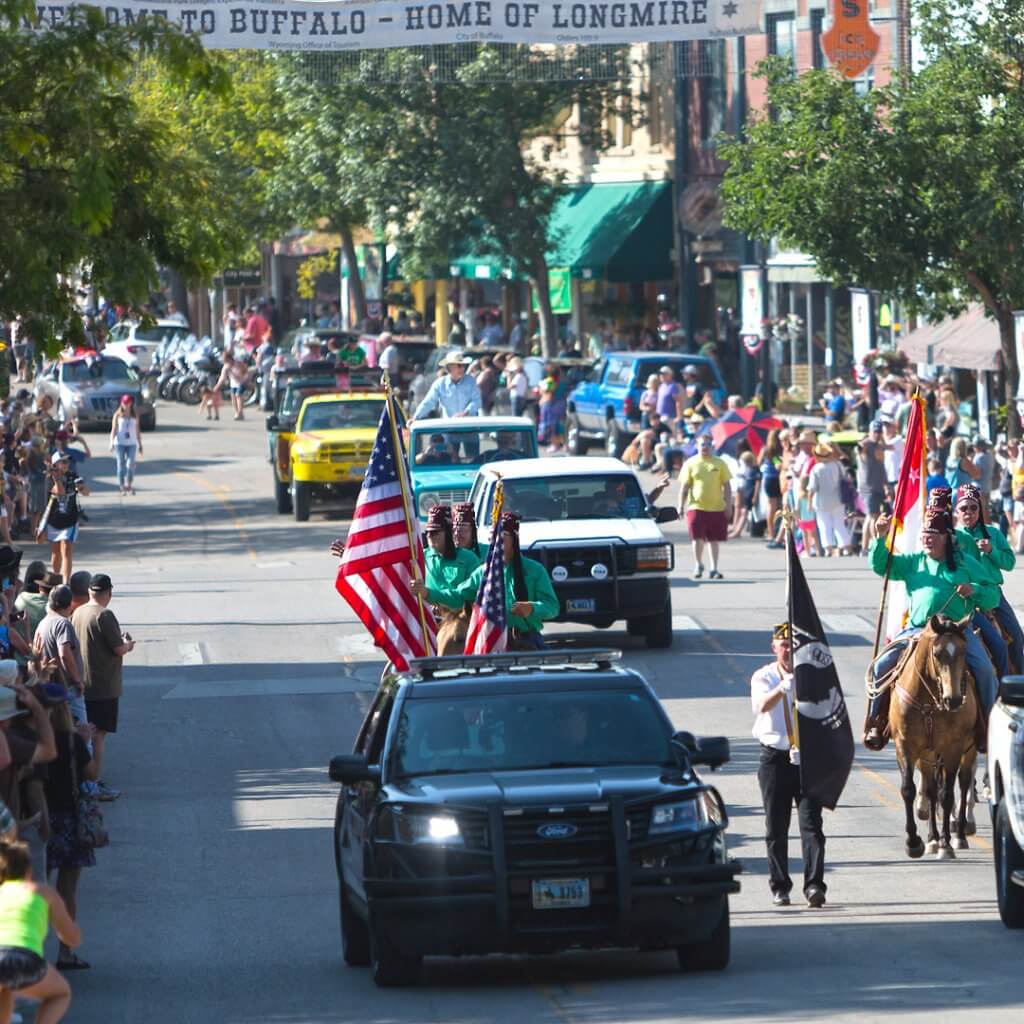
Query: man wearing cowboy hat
[{"left": 411, "top": 352, "right": 481, "bottom": 422}]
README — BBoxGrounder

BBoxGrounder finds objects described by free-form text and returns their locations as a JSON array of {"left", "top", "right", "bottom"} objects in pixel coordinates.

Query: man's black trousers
[{"left": 757, "top": 744, "right": 826, "bottom": 896}]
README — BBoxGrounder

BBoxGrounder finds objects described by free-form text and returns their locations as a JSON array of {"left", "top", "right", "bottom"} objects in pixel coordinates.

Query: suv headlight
[
  {"left": 295, "top": 450, "right": 320, "bottom": 463},
  {"left": 636, "top": 544, "right": 672, "bottom": 571},
  {"left": 649, "top": 797, "right": 709, "bottom": 835},
  {"left": 419, "top": 493, "right": 439, "bottom": 516},
  {"left": 384, "top": 807, "right": 464, "bottom": 846}
]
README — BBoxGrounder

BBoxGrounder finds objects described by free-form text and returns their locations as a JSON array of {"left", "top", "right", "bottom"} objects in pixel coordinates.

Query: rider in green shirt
[
  {"left": 453, "top": 503, "right": 488, "bottom": 561},
  {"left": 864, "top": 502, "right": 1000, "bottom": 750},
  {"left": 418, "top": 505, "right": 480, "bottom": 612},
  {"left": 954, "top": 482, "right": 1023, "bottom": 672}
]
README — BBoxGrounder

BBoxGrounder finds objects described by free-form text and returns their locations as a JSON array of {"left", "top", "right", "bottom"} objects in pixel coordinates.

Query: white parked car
[
  {"left": 989, "top": 677, "right": 1024, "bottom": 927},
  {"left": 469, "top": 456, "right": 678, "bottom": 647},
  {"left": 104, "top": 319, "right": 192, "bottom": 371}
]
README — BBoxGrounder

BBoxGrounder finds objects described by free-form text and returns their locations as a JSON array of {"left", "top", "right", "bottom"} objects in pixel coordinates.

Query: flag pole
[
  {"left": 780, "top": 505, "right": 799, "bottom": 754},
  {"left": 383, "top": 373, "right": 432, "bottom": 654}
]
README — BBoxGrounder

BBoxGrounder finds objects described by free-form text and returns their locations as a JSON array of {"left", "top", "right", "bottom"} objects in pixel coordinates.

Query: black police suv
[{"left": 328, "top": 650, "right": 741, "bottom": 986}]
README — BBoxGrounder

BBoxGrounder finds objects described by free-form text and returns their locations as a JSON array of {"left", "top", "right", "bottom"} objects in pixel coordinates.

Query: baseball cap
[
  {"left": 50, "top": 451, "right": 68, "bottom": 465},
  {"left": 88, "top": 573, "right": 113, "bottom": 593},
  {"left": 870, "top": 419, "right": 883, "bottom": 432}
]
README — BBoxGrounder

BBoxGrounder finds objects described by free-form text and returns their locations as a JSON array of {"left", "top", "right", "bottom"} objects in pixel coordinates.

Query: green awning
[
  {"left": 547, "top": 180, "right": 672, "bottom": 282},
  {"left": 446, "top": 180, "right": 673, "bottom": 283}
]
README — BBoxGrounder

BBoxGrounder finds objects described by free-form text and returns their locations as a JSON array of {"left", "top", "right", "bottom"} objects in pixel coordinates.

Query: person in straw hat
[
  {"left": 807, "top": 440, "right": 854, "bottom": 556},
  {"left": 411, "top": 351, "right": 480, "bottom": 421}
]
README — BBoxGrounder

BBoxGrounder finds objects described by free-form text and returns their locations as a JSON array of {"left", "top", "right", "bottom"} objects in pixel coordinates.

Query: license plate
[
  {"left": 566, "top": 598, "right": 595, "bottom": 613},
  {"left": 532, "top": 878, "right": 590, "bottom": 910}
]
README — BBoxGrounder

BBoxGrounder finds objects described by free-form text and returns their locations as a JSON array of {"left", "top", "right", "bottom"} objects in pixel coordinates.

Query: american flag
[
  {"left": 336, "top": 402, "right": 436, "bottom": 670},
  {"left": 464, "top": 527, "right": 507, "bottom": 655}
]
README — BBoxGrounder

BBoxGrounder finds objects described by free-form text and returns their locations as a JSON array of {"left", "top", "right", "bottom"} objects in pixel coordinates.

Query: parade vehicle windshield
[
  {"left": 62, "top": 356, "right": 137, "bottom": 383},
  {"left": 412, "top": 425, "right": 536, "bottom": 467},
  {"left": 298, "top": 399, "right": 383, "bottom": 431},
  {"left": 391, "top": 688, "right": 675, "bottom": 778},
  {"left": 485, "top": 473, "right": 649, "bottom": 522}
]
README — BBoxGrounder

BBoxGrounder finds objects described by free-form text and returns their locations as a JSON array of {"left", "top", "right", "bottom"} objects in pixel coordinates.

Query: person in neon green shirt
[
  {"left": 677, "top": 433, "right": 732, "bottom": 580},
  {"left": 863, "top": 504, "right": 1000, "bottom": 750},
  {"left": 0, "top": 838, "right": 81, "bottom": 1023},
  {"left": 954, "top": 482, "right": 1023, "bottom": 671}
]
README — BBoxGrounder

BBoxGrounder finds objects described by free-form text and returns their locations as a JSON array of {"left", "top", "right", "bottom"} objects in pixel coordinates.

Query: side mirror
[
  {"left": 266, "top": 414, "right": 279, "bottom": 431},
  {"left": 692, "top": 736, "right": 731, "bottom": 770},
  {"left": 655, "top": 506, "right": 679, "bottom": 524},
  {"left": 672, "top": 730, "right": 698, "bottom": 753},
  {"left": 998, "top": 676, "right": 1024, "bottom": 707},
  {"left": 328, "top": 754, "right": 381, "bottom": 785}
]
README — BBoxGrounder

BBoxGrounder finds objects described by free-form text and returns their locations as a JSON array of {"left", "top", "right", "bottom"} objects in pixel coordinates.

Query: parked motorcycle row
[{"left": 148, "top": 334, "right": 263, "bottom": 408}]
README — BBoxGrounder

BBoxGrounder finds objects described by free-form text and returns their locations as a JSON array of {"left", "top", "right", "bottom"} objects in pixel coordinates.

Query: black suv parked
[{"left": 328, "top": 650, "right": 741, "bottom": 986}]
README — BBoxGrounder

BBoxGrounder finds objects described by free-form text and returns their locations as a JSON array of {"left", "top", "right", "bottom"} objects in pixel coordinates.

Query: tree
[
  {"left": 0, "top": 3, "right": 234, "bottom": 349},
  {"left": 273, "top": 48, "right": 632, "bottom": 355},
  {"left": 720, "top": 0, "right": 1024, "bottom": 434}
]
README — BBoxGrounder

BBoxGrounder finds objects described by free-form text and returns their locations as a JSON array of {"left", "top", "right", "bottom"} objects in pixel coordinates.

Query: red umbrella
[{"left": 709, "top": 408, "right": 784, "bottom": 456}]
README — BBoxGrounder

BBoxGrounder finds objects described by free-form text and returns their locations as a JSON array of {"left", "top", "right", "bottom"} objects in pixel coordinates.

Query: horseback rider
[
  {"left": 953, "top": 482, "right": 1023, "bottom": 671},
  {"left": 863, "top": 502, "right": 1000, "bottom": 751},
  {"left": 418, "top": 511, "right": 558, "bottom": 650},
  {"left": 417, "top": 504, "right": 481, "bottom": 613},
  {"left": 453, "top": 502, "right": 488, "bottom": 561}
]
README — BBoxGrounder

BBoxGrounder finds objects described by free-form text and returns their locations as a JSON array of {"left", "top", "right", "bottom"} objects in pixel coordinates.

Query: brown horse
[
  {"left": 889, "top": 614, "right": 979, "bottom": 860},
  {"left": 435, "top": 608, "right": 470, "bottom": 655}
]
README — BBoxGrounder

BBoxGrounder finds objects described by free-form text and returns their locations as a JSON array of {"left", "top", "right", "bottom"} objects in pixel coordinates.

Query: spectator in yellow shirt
[{"left": 677, "top": 433, "right": 732, "bottom": 580}]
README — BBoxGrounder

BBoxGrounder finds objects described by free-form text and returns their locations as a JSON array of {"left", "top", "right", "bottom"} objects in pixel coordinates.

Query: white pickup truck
[
  {"left": 468, "top": 457, "right": 678, "bottom": 648},
  {"left": 989, "top": 677, "right": 1024, "bottom": 927}
]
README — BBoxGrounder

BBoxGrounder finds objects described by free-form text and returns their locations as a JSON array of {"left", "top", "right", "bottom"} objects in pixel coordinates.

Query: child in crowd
[
  {"left": 925, "top": 456, "right": 949, "bottom": 496},
  {"left": 729, "top": 450, "right": 759, "bottom": 539},
  {"left": 798, "top": 474, "right": 820, "bottom": 557}
]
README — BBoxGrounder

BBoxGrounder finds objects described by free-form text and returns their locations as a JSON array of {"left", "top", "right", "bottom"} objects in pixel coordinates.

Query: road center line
[{"left": 174, "top": 471, "right": 258, "bottom": 562}]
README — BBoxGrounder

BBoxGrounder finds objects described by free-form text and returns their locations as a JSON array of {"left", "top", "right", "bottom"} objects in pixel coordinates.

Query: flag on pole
[
  {"left": 786, "top": 530, "right": 855, "bottom": 810},
  {"left": 336, "top": 402, "right": 436, "bottom": 670},
  {"left": 884, "top": 395, "right": 927, "bottom": 640},
  {"left": 464, "top": 484, "right": 507, "bottom": 655}
]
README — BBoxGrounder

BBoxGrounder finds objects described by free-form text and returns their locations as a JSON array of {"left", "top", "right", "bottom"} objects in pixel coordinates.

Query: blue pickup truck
[{"left": 567, "top": 352, "right": 727, "bottom": 458}]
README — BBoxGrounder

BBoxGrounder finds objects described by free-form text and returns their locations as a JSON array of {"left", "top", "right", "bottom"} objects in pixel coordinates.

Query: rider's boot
[{"left": 863, "top": 689, "right": 892, "bottom": 751}]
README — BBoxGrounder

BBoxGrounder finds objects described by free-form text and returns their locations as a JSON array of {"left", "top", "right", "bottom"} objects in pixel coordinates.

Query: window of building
[
  {"left": 811, "top": 8, "right": 825, "bottom": 70},
  {"left": 767, "top": 12, "right": 797, "bottom": 73},
  {"left": 699, "top": 39, "right": 727, "bottom": 144}
]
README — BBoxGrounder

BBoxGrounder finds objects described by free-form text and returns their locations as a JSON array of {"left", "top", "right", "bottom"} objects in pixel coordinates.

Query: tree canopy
[{"left": 720, "top": 0, "right": 1024, "bottom": 431}]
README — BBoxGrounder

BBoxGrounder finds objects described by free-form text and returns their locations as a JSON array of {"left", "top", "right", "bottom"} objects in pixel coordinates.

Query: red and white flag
[
  {"left": 885, "top": 395, "right": 927, "bottom": 639},
  {"left": 335, "top": 403, "right": 436, "bottom": 670}
]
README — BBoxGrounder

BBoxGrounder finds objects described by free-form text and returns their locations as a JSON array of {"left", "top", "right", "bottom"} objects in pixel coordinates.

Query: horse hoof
[
  {"left": 936, "top": 847, "right": 956, "bottom": 860},
  {"left": 953, "top": 837, "right": 969, "bottom": 850},
  {"left": 925, "top": 839, "right": 939, "bottom": 855},
  {"left": 907, "top": 839, "right": 925, "bottom": 859},
  {"left": 965, "top": 821, "right": 977, "bottom": 836}
]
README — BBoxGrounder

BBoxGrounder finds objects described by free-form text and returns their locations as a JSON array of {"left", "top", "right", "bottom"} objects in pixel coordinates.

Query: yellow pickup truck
[{"left": 288, "top": 392, "right": 386, "bottom": 521}]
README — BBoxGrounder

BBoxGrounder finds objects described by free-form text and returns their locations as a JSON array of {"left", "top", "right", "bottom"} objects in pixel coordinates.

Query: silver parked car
[{"left": 37, "top": 355, "right": 156, "bottom": 430}]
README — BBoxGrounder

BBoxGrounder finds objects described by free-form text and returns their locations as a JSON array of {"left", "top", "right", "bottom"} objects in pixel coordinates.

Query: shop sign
[{"left": 822, "top": 0, "right": 880, "bottom": 80}]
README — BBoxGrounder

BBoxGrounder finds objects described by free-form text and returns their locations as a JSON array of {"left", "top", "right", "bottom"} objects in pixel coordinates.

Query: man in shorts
[
  {"left": 72, "top": 573, "right": 134, "bottom": 802},
  {"left": 677, "top": 433, "right": 732, "bottom": 580}
]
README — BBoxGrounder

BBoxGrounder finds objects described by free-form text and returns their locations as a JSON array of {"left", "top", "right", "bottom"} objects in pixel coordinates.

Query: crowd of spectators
[{"left": 0, "top": 556, "right": 132, "bottom": 1021}]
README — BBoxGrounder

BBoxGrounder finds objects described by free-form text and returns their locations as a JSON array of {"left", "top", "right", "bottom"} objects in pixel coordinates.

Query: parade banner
[
  {"left": 739, "top": 265, "right": 763, "bottom": 355},
  {"left": 26, "top": 0, "right": 761, "bottom": 50},
  {"left": 786, "top": 530, "right": 854, "bottom": 811}
]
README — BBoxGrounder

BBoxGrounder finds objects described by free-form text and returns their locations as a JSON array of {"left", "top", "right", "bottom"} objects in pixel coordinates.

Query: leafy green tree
[
  {"left": 721, "top": 0, "right": 1024, "bottom": 433},
  {"left": 273, "top": 48, "right": 631, "bottom": 355},
  {"left": 0, "top": 2, "right": 235, "bottom": 350}
]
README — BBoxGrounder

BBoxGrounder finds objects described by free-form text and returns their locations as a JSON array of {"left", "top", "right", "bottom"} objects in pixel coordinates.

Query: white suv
[
  {"left": 989, "top": 677, "right": 1024, "bottom": 927},
  {"left": 104, "top": 319, "right": 191, "bottom": 371},
  {"left": 469, "top": 456, "right": 678, "bottom": 648}
]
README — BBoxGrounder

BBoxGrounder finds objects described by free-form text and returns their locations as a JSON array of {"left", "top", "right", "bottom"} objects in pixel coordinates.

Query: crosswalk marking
[
  {"left": 672, "top": 615, "right": 703, "bottom": 632},
  {"left": 163, "top": 677, "right": 378, "bottom": 700},
  {"left": 178, "top": 642, "right": 205, "bottom": 666},
  {"left": 820, "top": 613, "right": 874, "bottom": 635}
]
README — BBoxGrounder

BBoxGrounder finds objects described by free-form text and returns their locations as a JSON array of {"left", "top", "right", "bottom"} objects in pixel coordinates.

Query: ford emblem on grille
[{"left": 537, "top": 823, "right": 578, "bottom": 839}]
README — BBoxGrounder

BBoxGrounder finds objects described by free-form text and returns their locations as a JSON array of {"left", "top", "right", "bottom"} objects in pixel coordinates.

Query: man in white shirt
[
  {"left": 750, "top": 623, "right": 827, "bottom": 908},
  {"left": 882, "top": 417, "right": 904, "bottom": 498}
]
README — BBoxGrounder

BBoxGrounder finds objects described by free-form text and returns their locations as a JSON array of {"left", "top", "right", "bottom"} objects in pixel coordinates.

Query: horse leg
[
  {"left": 954, "top": 753, "right": 974, "bottom": 850},
  {"left": 915, "top": 768, "right": 930, "bottom": 821},
  {"left": 936, "top": 762, "right": 956, "bottom": 860},
  {"left": 923, "top": 764, "right": 941, "bottom": 855},
  {"left": 898, "top": 747, "right": 925, "bottom": 858}
]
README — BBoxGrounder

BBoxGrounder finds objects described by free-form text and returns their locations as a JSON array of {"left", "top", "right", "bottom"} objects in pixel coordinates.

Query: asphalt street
[{"left": 53, "top": 401, "right": 1023, "bottom": 1023}]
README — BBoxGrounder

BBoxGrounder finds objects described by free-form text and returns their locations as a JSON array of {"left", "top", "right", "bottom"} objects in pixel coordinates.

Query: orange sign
[{"left": 821, "top": 0, "right": 880, "bottom": 80}]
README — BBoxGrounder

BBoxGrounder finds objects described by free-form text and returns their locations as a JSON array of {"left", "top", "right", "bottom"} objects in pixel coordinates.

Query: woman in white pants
[{"left": 808, "top": 442, "right": 852, "bottom": 556}]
